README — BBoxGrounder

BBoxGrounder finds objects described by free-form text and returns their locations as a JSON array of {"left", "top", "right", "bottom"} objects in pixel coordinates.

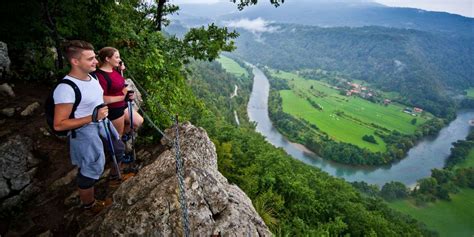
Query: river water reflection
[{"left": 247, "top": 65, "right": 474, "bottom": 186}]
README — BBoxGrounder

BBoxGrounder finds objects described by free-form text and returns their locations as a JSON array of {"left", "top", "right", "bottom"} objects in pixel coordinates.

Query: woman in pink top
[{"left": 96, "top": 47, "right": 143, "bottom": 136}]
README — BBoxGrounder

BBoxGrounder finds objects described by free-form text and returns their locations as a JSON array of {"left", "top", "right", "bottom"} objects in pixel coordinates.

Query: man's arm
[{"left": 53, "top": 103, "right": 108, "bottom": 131}]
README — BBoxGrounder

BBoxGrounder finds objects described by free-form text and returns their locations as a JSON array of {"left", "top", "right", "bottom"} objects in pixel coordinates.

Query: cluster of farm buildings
[{"left": 344, "top": 82, "right": 423, "bottom": 115}]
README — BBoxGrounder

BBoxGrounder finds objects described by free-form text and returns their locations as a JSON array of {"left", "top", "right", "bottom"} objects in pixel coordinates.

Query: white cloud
[{"left": 224, "top": 18, "right": 279, "bottom": 33}]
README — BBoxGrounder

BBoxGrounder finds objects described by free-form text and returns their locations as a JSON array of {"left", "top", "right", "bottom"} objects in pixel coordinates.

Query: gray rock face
[
  {"left": 125, "top": 78, "right": 143, "bottom": 109},
  {"left": 20, "top": 102, "right": 40, "bottom": 117},
  {"left": 0, "top": 178, "right": 10, "bottom": 199},
  {"left": 0, "top": 42, "right": 11, "bottom": 79},
  {"left": 0, "top": 83, "right": 15, "bottom": 97},
  {"left": 80, "top": 122, "right": 271, "bottom": 236},
  {"left": 0, "top": 136, "right": 40, "bottom": 210},
  {"left": 1, "top": 107, "right": 15, "bottom": 117}
]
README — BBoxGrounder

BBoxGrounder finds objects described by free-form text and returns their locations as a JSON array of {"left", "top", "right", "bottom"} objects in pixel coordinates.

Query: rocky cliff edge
[{"left": 79, "top": 122, "right": 271, "bottom": 236}]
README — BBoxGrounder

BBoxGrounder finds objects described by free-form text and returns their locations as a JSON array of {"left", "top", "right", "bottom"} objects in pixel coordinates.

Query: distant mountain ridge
[
  {"left": 167, "top": 1, "right": 474, "bottom": 117},
  {"left": 230, "top": 24, "right": 473, "bottom": 117},
  {"left": 174, "top": 1, "right": 474, "bottom": 37}
]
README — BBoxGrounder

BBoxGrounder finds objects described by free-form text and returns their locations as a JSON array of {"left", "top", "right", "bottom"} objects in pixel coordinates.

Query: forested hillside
[
  {"left": 187, "top": 59, "right": 436, "bottom": 235},
  {"left": 232, "top": 24, "right": 474, "bottom": 117},
  {"left": 0, "top": 0, "right": 443, "bottom": 235}
]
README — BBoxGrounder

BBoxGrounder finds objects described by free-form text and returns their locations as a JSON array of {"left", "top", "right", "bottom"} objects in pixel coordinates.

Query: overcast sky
[
  {"left": 172, "top": 0, "right": 474, "bottom": 17},
  {"left": 375, "top": 0, "right": 473, "bottom": 17}
]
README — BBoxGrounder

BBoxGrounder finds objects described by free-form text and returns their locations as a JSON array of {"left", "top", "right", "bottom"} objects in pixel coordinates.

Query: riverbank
[
  {"left": 247, "top": 65, "right": 474, "bottom": 186},
  {"left": 266, "top": 68, "right": 447, "bottom": 166}
]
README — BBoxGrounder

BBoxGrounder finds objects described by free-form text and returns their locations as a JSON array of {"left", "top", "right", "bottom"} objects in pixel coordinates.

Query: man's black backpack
[{"left": 44, "top": 79, "right": 81, "bottom": 137}]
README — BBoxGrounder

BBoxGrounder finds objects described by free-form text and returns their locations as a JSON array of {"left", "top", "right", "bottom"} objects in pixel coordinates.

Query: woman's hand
[
  {"left": 119, "top": 61, "right": 126, "bottom": 71},
  {"left": 125, "top": 91, "right": 135, "bottom": 102}
]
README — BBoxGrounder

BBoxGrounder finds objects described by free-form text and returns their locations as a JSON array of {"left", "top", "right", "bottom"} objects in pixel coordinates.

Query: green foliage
[
  {"left": 186, "top": 59, "right": 252, "bottom": 127},
  {"left": 230, "top": 0, "right": 285, "bottom": 10},
  {"left": 380, "top": 182, "right": 408, "bottom": 201},
  {"left": 1, "top": 1, "right": 447, "bottom": 235},
  {"left": 362, "top": 134, "right": 378, "bottom": 144},
  {"left": 465, "top": 88, "right": 474, "bottom": 98},
  {"left": 351, "top": 181, "right": 380, "bottom": 198},
  {"left": 254, "top": 190, "right": 283, "bottom": 230},
  {"left": 445, "top": 130, "right": 474, "bottom": 168},
  {"left": 389, "top": 189, "right": 474, "bottom": 237},
  {"left": 2, "top": 0, "right": 239, "bottom": 129},
  {"left": 265, "top": 69, "right": 447, "bottom": 165},
  {"left": 455, "top": 148, "right": 474, "bottom": 169},
  {"left": 405, "top": 131, "right": 474, "bottom": 205},
  {"left": 234, "top": 24, "right": 471, "bottom": 118},
  {"left": 190, "top": 59, "right": 435, "bottom": 236},
  {"left": 216, "top": 55, "right": 249, "bottom": 78},
  {"left": 150, "top": 0, "right": 180, "bottom": 31},
  {"left": 183, "top": 24, "right": 238, "bottom": 62},
  {"left": 459, "top": 98, "right": 474, "bottom": 109}
]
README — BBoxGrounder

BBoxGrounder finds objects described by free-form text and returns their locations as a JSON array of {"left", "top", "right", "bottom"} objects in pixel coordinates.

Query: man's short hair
[{"left": 63, "top": 40, "right": 94, "bottom": 62}]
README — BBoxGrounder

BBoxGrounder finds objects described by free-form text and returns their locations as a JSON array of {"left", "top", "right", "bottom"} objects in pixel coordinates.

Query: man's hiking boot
[
  {"left": 108, "top": 172, "right": 135, "bottom": 188},
  {"left": 122, "top": 165, "right": 139, "bottom": 174},
  {"left": 83, "top": 198, "right": 112, "bottom": 216}
]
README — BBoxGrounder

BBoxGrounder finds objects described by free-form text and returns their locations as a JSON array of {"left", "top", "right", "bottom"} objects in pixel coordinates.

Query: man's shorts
[{"left": 69, "top": 120, "right": 121, "bottom": 180}]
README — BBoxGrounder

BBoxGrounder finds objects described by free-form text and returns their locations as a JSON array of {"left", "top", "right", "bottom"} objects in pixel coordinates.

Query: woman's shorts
[{"left": 108, "top": 105, "right": 127, "bottom": 120}]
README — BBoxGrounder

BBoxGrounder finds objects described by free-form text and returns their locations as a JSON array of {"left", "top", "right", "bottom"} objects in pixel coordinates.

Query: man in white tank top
[{"left": 53, "top": 40, "right": 112, "bottom": 215}]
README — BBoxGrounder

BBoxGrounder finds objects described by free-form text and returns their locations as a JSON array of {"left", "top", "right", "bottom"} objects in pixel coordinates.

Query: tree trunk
[{"left": 156, "top": 0, "right": 166, "bottom": 31}]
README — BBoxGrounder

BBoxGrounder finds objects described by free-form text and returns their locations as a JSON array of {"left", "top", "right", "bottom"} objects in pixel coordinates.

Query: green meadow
[
  {"left": 273, "top": 70, "right": 430, "bottom": 152},
  {"left": 455, "top": 148, "right": 474, "bottom": 169},
  {"left": 216, "top": 55, "right": 249, "bottom": 78},
  {"left": 388, "top": 189, "right": 474, "bottom": 237},
  {"left": 465, "top": 88, "right": 474, "bottom": 98}
]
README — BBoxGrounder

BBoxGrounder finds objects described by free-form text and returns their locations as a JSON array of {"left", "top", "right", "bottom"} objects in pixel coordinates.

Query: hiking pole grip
[
  {"left": 92, "top": 103, "right": 107, "bottom": 122},
  {"left": 125, "top": 90, "right": 134, "bottom": 102}
]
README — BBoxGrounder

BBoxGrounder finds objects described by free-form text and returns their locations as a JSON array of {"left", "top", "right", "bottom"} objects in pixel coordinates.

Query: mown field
[
  {"left": 388, "top": 189, "right": 474, "bottom": 237},
  {"left": 465, "top": 88, "right": 474, "bottom": 98},
  {"left": 273, "top": 70, "right": 431, "bottom": 152},
  {"left": 216, "top": 55, "right": 249, "bottom": 78}
]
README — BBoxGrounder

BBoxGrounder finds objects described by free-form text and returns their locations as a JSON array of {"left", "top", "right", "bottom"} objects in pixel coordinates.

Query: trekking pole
[
  {"left": 127, "top": 95, "right": 137, "bottom": 162},
  {"left": 103, "top": 118, "right": 121, "bottom": 180}
]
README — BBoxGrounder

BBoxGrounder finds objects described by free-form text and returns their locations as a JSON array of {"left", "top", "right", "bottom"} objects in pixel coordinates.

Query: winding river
[{"left": 247, "top": 65, "right": 474, "bottom": 186}]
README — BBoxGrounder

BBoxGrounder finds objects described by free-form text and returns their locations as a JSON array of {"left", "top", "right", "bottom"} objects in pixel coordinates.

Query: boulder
[
  {"left": 79, "top": 122, "right": 271, "bottom": 236},
  {"left": 21, "top": 101, "right": 40, "bottom": 116},
  {"left": 0, "top": 41, "right": 11, "bottom": 79},
  {"left": 0, "top": 83, "right": 15, "bottom": 97},
  {"left": 0, "top": 178, "right": 10, "bottom": 199},
  {"left": 1, "top": 107, "right": 15, "bottom": 117},
  {"left": 0, "top": 136, "right": 40, "bottom": 211},
  {"left": 125, "top": 78, "right": 143, "bottom": 109}
]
